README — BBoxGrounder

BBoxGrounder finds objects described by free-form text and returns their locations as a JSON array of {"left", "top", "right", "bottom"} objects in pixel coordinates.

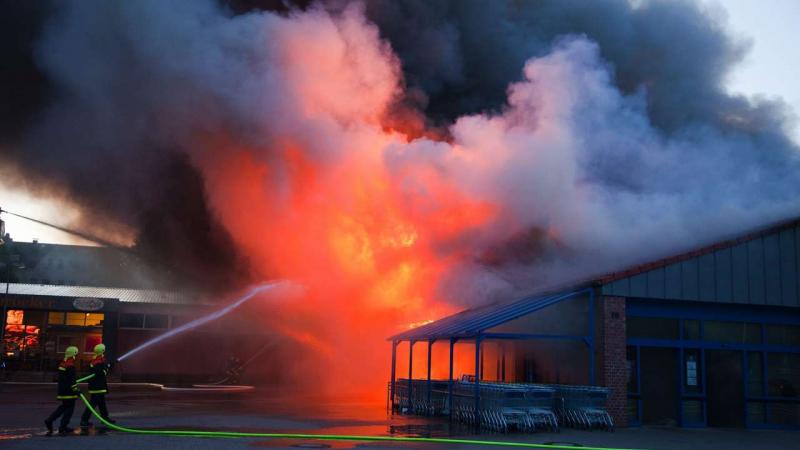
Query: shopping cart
[{"left": 552, "top": 384, "right": 614, "bottom": 431}]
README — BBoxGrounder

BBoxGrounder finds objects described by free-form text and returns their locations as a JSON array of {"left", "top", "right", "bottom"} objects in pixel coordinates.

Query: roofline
[
  {"left": 388, "top": 283, "right": 597, "bottom": 341},
  {"left": 10, "top": 241, "right": 105, "bottom": 248},
  {"left": 596, "top": 215, "right": 800, "bottom": 285},
  {"left": 387, "top": 215, "right": 800, "bottom": 341},
  {"left": 2, "top": 282, "right": 208, "bottom": 305}
]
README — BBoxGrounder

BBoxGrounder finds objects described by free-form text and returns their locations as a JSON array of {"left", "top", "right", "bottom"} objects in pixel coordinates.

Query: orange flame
[{"left": 187, "top": 10, "right": 500, "bottom": 400}]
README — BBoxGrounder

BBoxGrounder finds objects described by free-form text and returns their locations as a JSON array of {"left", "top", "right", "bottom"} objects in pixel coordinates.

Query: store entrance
[
  {"left": 706, "top": 350, "right": 744, "bottom": 427},
  {"left": 640, "top": 347, "right": 679, "bottom": 426}
]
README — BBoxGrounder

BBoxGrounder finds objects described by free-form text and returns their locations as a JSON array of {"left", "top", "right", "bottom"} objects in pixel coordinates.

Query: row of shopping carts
[
  {"left": 552, "top": 384, "right": 615, "bottom": 430},
  {"left": 450, "top": 381, "right": 559, "bottom": 432},
  {"left": 391, "top": 379, "right": 613, "bottom": 432}
]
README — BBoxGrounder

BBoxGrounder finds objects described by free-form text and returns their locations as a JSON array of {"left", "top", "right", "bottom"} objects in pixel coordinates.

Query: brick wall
[{"left": 596, "top": 295, "right": 627, "bottom": 427}]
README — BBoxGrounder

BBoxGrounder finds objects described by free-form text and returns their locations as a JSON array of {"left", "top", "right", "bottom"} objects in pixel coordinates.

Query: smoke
[{"left": 1, "top": 0, "right": 800, "bottom": 393}]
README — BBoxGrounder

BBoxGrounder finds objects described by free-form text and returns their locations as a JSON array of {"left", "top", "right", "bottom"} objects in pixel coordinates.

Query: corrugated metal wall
[{"left": 601, "top": 225, "right": 800, "bottom": 307}]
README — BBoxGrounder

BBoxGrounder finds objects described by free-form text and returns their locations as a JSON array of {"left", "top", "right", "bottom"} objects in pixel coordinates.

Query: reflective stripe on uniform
[
  {"left": 57, "top": 395, "right": 78, "bottom": 399},
  {"left": 88, "top": 389, "right": 107, "bottom": 394}
]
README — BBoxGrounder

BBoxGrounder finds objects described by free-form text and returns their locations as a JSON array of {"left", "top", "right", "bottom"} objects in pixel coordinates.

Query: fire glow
[
  {"left": 185, "top": 5, "right": 508, "bottom": 398},
  {"left": 28, "top": 1, "right": 800, "bottom": 401}
]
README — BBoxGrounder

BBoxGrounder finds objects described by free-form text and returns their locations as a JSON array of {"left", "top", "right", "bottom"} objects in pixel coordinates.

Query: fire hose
[{"left": 77, "top": 393, "right": 636, "bottom": 450}]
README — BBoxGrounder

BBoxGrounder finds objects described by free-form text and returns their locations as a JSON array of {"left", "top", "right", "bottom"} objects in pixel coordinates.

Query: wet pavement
[{"left": 1, "top": 383, "right": 798, "bottom": 450}]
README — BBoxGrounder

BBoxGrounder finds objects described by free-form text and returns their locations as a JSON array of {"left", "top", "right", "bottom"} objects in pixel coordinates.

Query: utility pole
[{"left": 0, "top": 210, "right": 8, "bottom": 375}]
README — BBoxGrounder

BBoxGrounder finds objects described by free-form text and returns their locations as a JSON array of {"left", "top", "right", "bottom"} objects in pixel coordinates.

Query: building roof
[
  {"left": 2, "top": 240, "right": 177, "bottom": 289},
  {"left": 3, "top": 283, "right": 203, "bottom": 305},
  {"left": 391, "top": 215, "right": 800, "bottom": 340},
  {"left": 596, "top": 216, "right": 800, "bottom": 285},
  {"left": 390, "top": 287, "right": 590, "bottom": 341}
]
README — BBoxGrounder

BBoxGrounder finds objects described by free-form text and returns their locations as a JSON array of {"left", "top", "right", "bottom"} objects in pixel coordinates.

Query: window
[
  {"left": 64, "top": 312, "right": 105, "bottom": 327},
  {"left": 84, "top": 335, "right": 102, "bottom": 353},
  {"left": 747, "top": 402, "right": 766, "bottom": 425},
  {"left": 56, "top": 336, "right": 77, "bottom": 353},
  {"left": 85, "top": 313, "right": 104, "bottom": 327},
  {"left": 119, "top": 313, "right": 144, "bottom": 328},
  {"left": 703, "top": 321, "right": 761, "bottom": 344},
  {"left": 683, "top": 320, "right": 700, "bottom": 340},
  {"left": 3, "top": 310, "right": 42, "bottom": 356},
  {"left": 627, "top": 317, "right": 679, "bottom": 340},
  {"left": 766, "top": 325, "right": 800, "bottom": 347},
  {"left": 66, "top": 313, "right": 86, "bottom": 326},
  {"left": 48, "top": 312, "right": 65, "bottom": 325},
  {"left": 144, "top": 314, "right": 168, "bottom": 329},
  {"left": 748, "top": 352, "right": 764, "bottom": 396},
  {"left": 768, "top": 353, "right": 800, "bottom": 397},
  {"left": 682, "top": 400, "right": 703, "bottom": 424}
]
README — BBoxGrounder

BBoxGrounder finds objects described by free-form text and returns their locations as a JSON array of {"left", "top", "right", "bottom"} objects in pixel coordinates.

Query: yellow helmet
[
  {"left": 93, "top": 343, "right": 106, "bottom": 355},
  {"left": 64, "top": 346, "right": 79, "bottom": 359}
]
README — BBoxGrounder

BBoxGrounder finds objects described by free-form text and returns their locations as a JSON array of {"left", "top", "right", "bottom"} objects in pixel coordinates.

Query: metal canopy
[
  {"left": 389, "top": 287, "right": 591, "bottom": 341},
  {"left": 2, "top": 282, "right": 203, "bottom": 305}
]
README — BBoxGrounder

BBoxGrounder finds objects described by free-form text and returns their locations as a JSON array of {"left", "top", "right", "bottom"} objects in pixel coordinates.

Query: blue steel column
[
  {"left": 448, "top": 338, "right": 455, "bottom": 420},
  {"left": 701, "top": 348, "right": 707, "bottom": 426},
  {"left": 408, "top": 340, "right": 414, "bottom": 412},
  {"left": 474, "top": 335, "right": 483, "bottom": 428},
  {"left": 588, "top": 289, "right": 596, "bottom": 385},
  {"left": 427, "top": 340, "right": 433, "bottom": 410},
  {"left": 390, "top": 340, "right": 398, "bottom": 412},
  {"left": 742, "top": 350, "right": 748, "bottom": 427},
  {"left": 677, "top": 347, "right": 684, "bottom": 426}
]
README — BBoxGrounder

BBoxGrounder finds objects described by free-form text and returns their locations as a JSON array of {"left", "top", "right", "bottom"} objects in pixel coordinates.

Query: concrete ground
[{"left": 1, "top": 383, "right": 796, "bottom": 450}]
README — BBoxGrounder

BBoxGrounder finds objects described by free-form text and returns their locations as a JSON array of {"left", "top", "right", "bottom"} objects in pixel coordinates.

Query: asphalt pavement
[{"left": 1, "top": 383, "right": 797, "bottom": 450}]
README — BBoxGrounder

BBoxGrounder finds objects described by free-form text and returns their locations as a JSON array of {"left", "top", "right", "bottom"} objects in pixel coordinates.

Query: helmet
[
  {"left": 64, "top": 346, "right": 79, "bottom": 359},
  {"left": 93, "top": 343, "right": 106, "bottom": 355}
]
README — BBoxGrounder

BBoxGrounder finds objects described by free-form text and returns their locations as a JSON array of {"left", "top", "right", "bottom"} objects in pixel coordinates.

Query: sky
[
  {"left": 720, "top": 0, "right": 800, "bottom": 143},
  {"left": 1, "top": 0, "right": 799, "bottom": 246},
  {"left": 0, "top": 176, "right": 96, "bottom": 246}
]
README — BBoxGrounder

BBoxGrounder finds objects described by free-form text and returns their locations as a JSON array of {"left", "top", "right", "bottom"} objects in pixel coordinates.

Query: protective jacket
[
  {"left": 56, "top": 358, "right": 78, "bottom": 399},
  {"left": 78, "top": 355, "right": 109, "bottom": 394}
]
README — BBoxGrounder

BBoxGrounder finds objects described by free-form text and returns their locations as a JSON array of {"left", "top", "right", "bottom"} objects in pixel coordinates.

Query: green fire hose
[{"left": 78, "top": 393, "right": 636, "bottom": 450}]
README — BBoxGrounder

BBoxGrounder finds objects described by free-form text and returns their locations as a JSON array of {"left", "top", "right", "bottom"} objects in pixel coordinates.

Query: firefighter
[
  {"left": 44, "top": 345, "right": 80, "bottom": 436},
  {"left": 77, "top": 343, "right": 114, "bottom": 435}
]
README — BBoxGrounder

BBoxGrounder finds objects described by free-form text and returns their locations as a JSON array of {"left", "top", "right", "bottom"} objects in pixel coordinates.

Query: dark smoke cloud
[
  {"left": 362, "top": 0, "right": 791, "bottom": 134},
  {"left": 0, "top": 0, "right": 247, "bottom": 291},
  {"left": 0, "top": 0, "right": 53, "bottom": 145}
]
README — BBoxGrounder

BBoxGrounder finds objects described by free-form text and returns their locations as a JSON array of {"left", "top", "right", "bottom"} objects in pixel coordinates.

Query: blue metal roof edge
[{"left": 389, "top": 284, "right": 596, "bottom": 341}]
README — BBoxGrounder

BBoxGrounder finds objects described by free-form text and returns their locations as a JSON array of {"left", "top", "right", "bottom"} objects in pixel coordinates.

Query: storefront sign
[
  {"left": 0, "top": 296, "right": 58, "bottom": 310},
  {"left": 73, "top": 298, "right": 105, "bottom": 311}
]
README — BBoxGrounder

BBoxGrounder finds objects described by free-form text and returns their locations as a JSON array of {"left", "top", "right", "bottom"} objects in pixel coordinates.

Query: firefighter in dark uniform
[
  {"left": 78, "top": 343, "right": 114, "bottom": 434},
  {"left": 45, "top": 345, "right": 80, "bottom": 436}
]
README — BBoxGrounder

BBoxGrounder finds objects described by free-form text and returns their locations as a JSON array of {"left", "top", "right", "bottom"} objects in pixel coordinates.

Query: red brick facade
[{"left": 596, "top": 295, "right": 627, "bottom": 427}]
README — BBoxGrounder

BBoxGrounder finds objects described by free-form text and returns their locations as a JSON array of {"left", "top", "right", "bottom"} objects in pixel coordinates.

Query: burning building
[
  {"left": 389, "top": 217, "right": 800, "bottom": 429},
  {"left": 2, "top": 0, "right": 800, "bottom": 428}
]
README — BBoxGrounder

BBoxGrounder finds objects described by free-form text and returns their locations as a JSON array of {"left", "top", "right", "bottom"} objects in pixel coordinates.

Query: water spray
[
  {"left": 78, "top": 392, "right": 634, "bottom": 450},
  {"left": 117, "top": 281, "right": 292, "bottom": 362}
]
